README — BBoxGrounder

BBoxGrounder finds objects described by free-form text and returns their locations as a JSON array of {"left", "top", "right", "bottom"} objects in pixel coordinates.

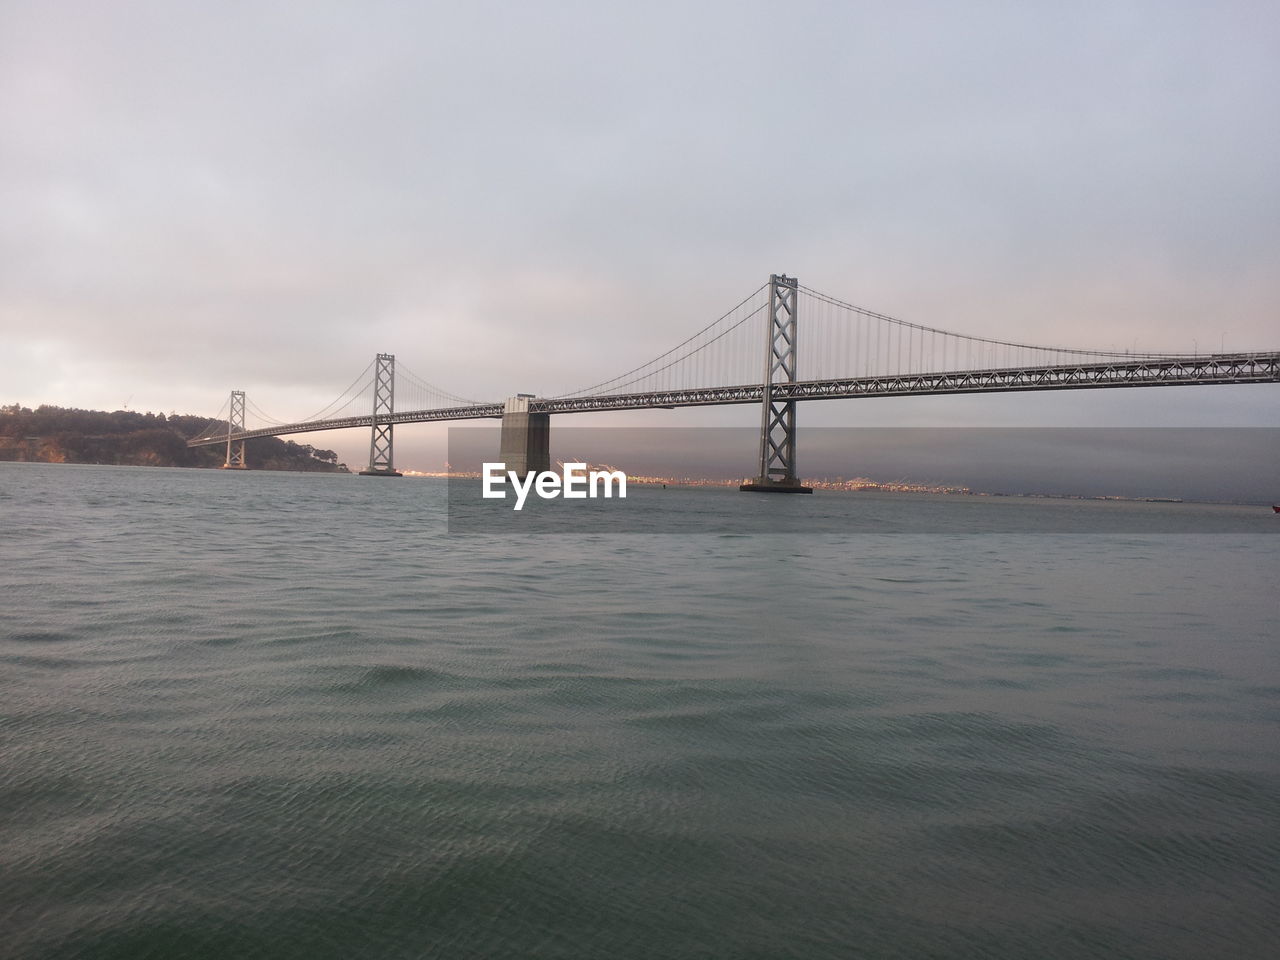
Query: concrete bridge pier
[{"left": 499, "top": 395, "right": 550, "bottom": 477}]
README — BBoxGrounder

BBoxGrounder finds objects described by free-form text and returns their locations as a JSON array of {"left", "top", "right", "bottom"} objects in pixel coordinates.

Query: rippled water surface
[{"left": 2, "top": 463, "right": 1278, "bottom": 959}]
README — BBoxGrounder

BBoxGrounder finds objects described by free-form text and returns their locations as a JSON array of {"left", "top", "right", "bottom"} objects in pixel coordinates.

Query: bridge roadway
[{"left": 187, "top": 352, "right": 1280, "bottom": 447}]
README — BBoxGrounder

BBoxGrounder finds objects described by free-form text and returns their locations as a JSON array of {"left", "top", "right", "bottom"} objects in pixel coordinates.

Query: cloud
[{"left": 2, "top": 0, "right": 1276, "bottom": 456}]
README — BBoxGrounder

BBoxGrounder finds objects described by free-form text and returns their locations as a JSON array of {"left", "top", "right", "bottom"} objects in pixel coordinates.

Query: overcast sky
[{"left": 2, "top": 0, "right": 1276, "bottom": 469}]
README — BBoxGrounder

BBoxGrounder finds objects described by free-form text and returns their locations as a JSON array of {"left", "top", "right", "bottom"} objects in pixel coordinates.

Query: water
[{"left": 2, "top": 462, "right": 1277, "bottom": 959}]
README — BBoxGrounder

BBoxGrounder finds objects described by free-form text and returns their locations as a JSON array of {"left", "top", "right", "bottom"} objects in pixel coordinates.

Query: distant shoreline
[{"left": 394, "top": 469, "right": 1274, "bottom": 508}]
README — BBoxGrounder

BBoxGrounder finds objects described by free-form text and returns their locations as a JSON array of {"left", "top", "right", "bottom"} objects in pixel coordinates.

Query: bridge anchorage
[
  {"left": 499, "top": 394, "right": 550, "bottom": 477},
  {"left": 359, "top": 353, "right": 402, "bottom": 477}
]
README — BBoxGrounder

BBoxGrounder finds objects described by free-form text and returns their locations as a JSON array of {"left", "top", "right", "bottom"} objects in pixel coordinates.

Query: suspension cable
[
  {"left": 553, "top": 282, "right": 769, "bottom": 397},
  {"left": 287, "top": 359, "right": 377, "bottom": 424},
  {"left": 245, "top": 398, "right": 287, "bottom": 426},
  {"left": 798, "top": 285, "right": 1195, "bottom": 359},
  {"left": 186, "top": 395, "right": 232, "bottom": 440},
  {"left": 395, "top": 362, "right": 484, "bottom": 406}
]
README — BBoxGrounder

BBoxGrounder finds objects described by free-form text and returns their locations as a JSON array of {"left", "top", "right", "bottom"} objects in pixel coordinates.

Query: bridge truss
[
  {"left": 189, "top": 352, "right": 1279, "bottom": 444},
  {"left": 186, "top": 276, "right": 1279, "bottom": 477}
]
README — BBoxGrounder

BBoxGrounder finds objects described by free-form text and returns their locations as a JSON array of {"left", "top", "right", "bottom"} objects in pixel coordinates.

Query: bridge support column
[
  {"left": 222, "top": 389, "right": 247, "bottom": 469},
  {"left": 360, "top": 353, "right": 402, "bottom": 476},
  {"left": 499, "top": 395, "right": 550, "bottom": 477},
  {"left": 742, "top": 274, "right": 811, "bottom": 493}
]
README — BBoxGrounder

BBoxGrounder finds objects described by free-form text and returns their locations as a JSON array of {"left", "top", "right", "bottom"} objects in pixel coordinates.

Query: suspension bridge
[{"left": 187, "top": 275, "right": 1280, "bottom": 491}]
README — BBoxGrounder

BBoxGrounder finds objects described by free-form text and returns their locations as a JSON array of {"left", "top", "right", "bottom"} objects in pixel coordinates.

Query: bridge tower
[
  {"left": 741, "top": 274, "right": 811, "bottom": 493},
  {"left": 360, "top": 353, "right": 402, "bottom": 476},
  {"left": 222, "top": 390, "right": 247, "bottom": 469}
]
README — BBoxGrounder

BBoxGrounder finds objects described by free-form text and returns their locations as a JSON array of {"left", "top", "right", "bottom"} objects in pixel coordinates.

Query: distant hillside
[{"left": 0, "top": 404, "right": 349, "bottom": 472}]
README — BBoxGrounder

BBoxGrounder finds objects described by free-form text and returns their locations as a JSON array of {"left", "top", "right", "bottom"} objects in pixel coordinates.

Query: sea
[{"left": 2, "top": 462, "right": 1277, "bottom": 959}]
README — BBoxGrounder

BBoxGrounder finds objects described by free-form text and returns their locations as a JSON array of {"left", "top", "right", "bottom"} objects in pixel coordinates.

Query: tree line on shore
[{"left": 0, "top": 404, "right": 348, "bottom": 472}]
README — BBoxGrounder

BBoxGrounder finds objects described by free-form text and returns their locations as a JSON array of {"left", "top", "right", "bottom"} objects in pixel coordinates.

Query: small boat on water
[{"left": 1274, "top": 505, "right": 1280, "bottom": 514}]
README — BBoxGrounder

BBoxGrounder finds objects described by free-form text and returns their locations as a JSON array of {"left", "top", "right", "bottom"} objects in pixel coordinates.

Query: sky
[{"left": 2, "top": 0, "right": 1277, "bottom": 472}]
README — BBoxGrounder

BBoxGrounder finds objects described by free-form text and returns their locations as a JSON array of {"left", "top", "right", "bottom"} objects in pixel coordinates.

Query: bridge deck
[{"left": 187, "top": 353, "right": 1280, "bottom": 447}]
